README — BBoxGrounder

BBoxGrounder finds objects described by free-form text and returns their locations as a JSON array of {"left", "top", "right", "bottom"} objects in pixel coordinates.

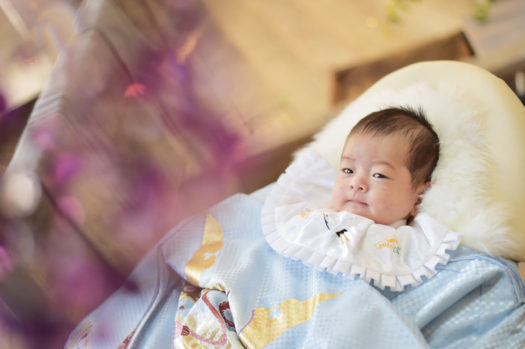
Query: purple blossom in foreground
[
  {"left": 52, "top": 154, "right": 84, "bottom": 186},
  {"left": 0, "top": 246, "right": 14, "bottom": 282},
  {"left": 0, "top": 1, "right": 262, "bottom": 348},
  {"left": 0, "top": 92, "right": 6, "bottom": 114}
]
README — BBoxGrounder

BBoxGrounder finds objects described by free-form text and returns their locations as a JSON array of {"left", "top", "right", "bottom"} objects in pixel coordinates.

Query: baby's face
[{"left": 332, "top": 132, "right": 427, "bottom": 225}]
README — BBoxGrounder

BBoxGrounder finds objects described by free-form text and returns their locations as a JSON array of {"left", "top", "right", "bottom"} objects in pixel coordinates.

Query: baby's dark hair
[{"left": 348, "top": 106, "right": 440, "bottom": 187}]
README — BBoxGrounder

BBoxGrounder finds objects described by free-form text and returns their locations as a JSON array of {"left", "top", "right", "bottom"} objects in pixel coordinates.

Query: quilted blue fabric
[{"left": 66, "top": 194, "right": 525, "bottom": 348}]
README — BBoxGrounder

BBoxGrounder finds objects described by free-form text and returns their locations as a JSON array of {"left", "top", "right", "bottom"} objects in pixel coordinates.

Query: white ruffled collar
[{"left": 261, "top": 150, "right": 460, "bottom": 291}]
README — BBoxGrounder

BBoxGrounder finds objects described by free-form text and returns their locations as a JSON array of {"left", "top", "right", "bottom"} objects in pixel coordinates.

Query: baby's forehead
[
  {"left": 345, "top": 130, "right": 411, "bottom": 146},
  {"left": 342, "top": 131, "right": 413, "bottom": 162}
]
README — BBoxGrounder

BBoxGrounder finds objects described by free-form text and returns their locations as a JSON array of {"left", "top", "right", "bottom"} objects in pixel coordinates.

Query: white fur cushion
[{"left": 296, "top": 61, "right": 525, "bottom": 262}]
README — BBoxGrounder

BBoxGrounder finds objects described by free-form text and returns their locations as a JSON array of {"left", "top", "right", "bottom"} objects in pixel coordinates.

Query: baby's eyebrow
[{"left": 372, "top": 161, "right": 395, "bottom": 169}]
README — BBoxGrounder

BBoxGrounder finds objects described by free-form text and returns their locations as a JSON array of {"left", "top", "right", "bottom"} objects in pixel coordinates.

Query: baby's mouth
[{"left": 349, "top": 198, "right": 367, "bottom": 206}]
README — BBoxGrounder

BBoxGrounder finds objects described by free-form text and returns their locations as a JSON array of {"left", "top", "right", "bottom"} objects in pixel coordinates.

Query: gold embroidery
[
  {"left": 240, "top": 293, "right": 341, "bottom": 348},
  {"left": 374, "top": 236, "right": 398, "bottom": 250},
  {"left": 185, "top": 213, "right": 224, "bottom": 286},
  {"left": 374, "top": 236, "right": 401, "bottom": 254},
  {"left": 299, "top": 209, "right": 312, "bottom": 218}
]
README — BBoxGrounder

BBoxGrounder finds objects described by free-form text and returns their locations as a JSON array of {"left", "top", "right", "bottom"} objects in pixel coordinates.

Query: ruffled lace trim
[{"left": 262, "top": 149, "right": 461, "bottom": 292}]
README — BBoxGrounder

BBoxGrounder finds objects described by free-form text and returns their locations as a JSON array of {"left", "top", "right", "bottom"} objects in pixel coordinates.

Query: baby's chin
[
  {"left": 339, "top": 205, "right": 375, "bottom": 222},
  {"left": 336, "top": 201, "right": 370, "bottom": 217}
]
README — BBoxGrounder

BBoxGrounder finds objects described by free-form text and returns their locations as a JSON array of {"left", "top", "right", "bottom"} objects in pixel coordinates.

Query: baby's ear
[{"left": 410, "top": 181, "right": 431, "bottom": 218}]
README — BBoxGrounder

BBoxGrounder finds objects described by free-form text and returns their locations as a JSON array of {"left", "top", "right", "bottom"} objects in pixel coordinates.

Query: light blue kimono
[{"left": 65, "top": 191, "right": 525, "bottom": 348}]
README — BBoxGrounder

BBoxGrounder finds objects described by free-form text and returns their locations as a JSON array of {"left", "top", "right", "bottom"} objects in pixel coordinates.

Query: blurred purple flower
[
  {"left": 131, "top": 167, "right": 161, "bottom": 209},
  {"left": 0, "top": 91, "right": 6, "bottom": 114},
  {"left": 158, "top": 51, "right": 189, "bottom": 87},
  {"left": 32, "top": 125, "right": 57, "bottom": 150},
  {"left": 0, "top": 245, "right": 14, "bottom": 282},
  {"left": 55, "top": 195, "right": 86, "bottom": 230},
  {"left": 51, "top": 256, "right": 108, "bottom": 312},
  {"left": 124, "top": 83, "right": 146, "bottom": 98},
  {"left": 111, "top": 165, "right": 164, "bottom": 251},
  {"left": 166, "top": 0, "right": 196, "bottom": 10},
  {"left": 52, "top": 153, "right": 84, "bottom": 185}
]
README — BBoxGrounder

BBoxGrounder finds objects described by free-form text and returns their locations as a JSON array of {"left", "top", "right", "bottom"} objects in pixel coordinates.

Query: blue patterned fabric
[{"left": 65, "top": 193, "right": 525, "bottom": 348}]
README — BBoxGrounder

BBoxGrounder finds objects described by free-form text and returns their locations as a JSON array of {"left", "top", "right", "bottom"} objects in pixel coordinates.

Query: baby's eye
[
  {"left": 342, "top": 168, "right": 353, "bottom": 174},
  {"left": 373, "top": 173, "right": 388, "bottom": 179}
]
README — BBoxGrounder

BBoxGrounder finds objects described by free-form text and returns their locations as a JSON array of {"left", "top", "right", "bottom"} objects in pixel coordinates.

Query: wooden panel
[
  {"left": 333, "top": 32, "right": 474, "bottom": 102},
  {"left": 463, "top": 0, "right": 525, "bottom": 75},
  {"left": 203, "top": 0, "right": 479, "bottom": 121}
]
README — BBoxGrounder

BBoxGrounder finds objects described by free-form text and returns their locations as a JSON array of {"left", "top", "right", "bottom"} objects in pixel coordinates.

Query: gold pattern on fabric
[
  {"left": 185, "top": 213, "right": 224, "bottom": 286},
  {"left": 240, "top": 293, "right": 341, "bottom": 348}
]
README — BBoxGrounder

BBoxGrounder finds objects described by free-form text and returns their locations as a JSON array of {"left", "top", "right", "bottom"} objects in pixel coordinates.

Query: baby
[
  {"left": 332, "top": 106, "right": 440, "bottom": 225},
  {"left": 264, "top": 106, "right": 458, "bottom": 291}
]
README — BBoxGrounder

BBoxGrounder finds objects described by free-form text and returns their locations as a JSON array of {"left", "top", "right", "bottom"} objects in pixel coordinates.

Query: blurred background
[{"left": 1, "top": 0, "right": 524, "bottom": 347}]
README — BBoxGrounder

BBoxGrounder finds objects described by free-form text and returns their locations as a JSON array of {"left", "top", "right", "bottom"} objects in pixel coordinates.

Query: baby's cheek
[
  {"left": 331, "top": 195, "right": 340, "bottom": 210},
  {"left": 331, "top": 188, "right": 342, "bottom": 210}
]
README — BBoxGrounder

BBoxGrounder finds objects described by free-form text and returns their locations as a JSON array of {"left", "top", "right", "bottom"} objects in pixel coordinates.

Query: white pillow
[{"left": 296, "top": 61, "right": 525, "bottom": 262}]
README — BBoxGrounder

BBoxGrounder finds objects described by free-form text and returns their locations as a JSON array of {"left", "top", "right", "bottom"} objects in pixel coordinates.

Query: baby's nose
[{"left": 349, "top": 179, "right": 367, "bottom": 191}]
